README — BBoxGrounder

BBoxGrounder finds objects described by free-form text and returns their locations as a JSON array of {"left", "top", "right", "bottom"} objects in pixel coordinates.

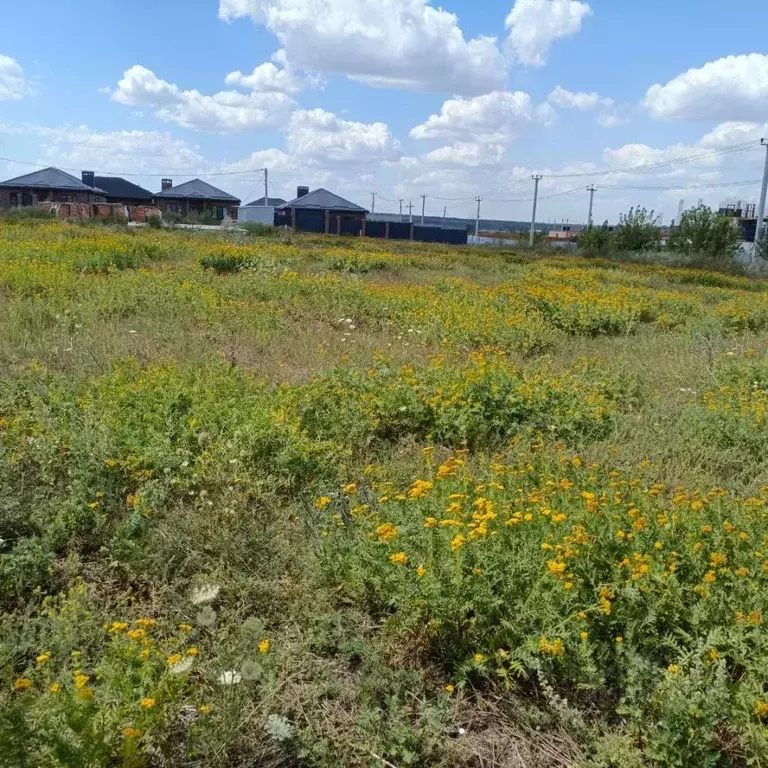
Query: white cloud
[
  {"left": 111, "top": 64, "right": 296, "bottom": 132},
  {"left": 0, "top": 54, "right": 32, "bottom": 100},
  {"left": 505, "top": 0, "right": 592, "bottom": 67},
  {"left": 410, "top": 91, "right": 555, "bottom": 144},
  {"left": 548, "top": 85, "right": 612, "bottom": 110},
  {"left": 595, "top": 112, "right": 627, "bottom": 128},
  {"left": 286, "top": 108, "right": 401, "bottom": 163},
  {"left": 423, "top": 142, "right": 506, "bottom": 168},
  {"left": 224, "top": 51, "right": 305, "bottom": 94},
  {"left": 219, "top": 0, "right": 505, "bottom": 95},
  {"left": 644, "top": 54, "right": 768, "bottom": 121}
]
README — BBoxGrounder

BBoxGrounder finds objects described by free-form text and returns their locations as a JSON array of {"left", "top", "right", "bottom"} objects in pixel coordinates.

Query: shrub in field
[
  {"left": 667, "top": 205, "right": 742, "bottom": 261},
  {"left": 240, "top": 222, "right": 275, "bottom": 237},
  {"left": 318, "top": 445, "right": 768, "bottom": 766},
  {"left": 200, "top": 251, "right": 247, "bottom": 273},
  {"left": 612, "top": 207, "right": 661, "bottom": 253},
  {"left": 0, "top": 207, "right": 56, "bottom": 223},
  {"left": 288, "top": 352, "right": 638, "bottom": 450},
  {"left": 577, "top": 223, "right": 612, "bottom": 254},
  {"left": 146, "top": 213, "right": 163, "bottom": 229}
]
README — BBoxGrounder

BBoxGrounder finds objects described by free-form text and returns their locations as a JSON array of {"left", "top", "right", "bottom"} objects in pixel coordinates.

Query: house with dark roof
[
  {"left": 276, "top": 186, "right": 368, "bottom": 234},
  {"left": 154, "top": 178, "right": 240, "bottom": 221},
  {"left": 0, "top": 167, "right": 106, "bottom": 210},
  {"left": 245, "top": 196, "right": 286, "bottom": 207},
  {"left": 87, "top": 172, "right": 154, "bottom": 207}
]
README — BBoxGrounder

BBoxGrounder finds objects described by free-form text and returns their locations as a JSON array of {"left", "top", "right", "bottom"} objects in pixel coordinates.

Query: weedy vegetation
[{"left": 2, "top": 219, "right": 768, "bottom": 767}]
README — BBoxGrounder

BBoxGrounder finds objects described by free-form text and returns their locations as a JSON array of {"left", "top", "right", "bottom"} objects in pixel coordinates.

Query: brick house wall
[
  {"left": 0, "top": 187, "right": 105, "bottom": 210},
  {"left": 156, "top": 199, "right": 239, "bottom": 221}
]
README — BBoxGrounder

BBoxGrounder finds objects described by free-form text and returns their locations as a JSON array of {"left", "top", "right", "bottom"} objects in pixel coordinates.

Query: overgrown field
[{"left": 2, "top": 220, "right": 768, "bottom": 767}]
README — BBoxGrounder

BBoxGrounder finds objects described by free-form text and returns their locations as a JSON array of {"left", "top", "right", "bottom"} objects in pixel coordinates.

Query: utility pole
[
  {"left": 263, "top": 168, "right": 268, "bottom": 206},
  {"left": 587, "top": 185, "right": 597, "bottom": 228},
  {"left": 421, "top": 194, "right": 426, "bottom": 224},
  {"left": 398, "top": 199, "right": 403, "bottom": 223},
  {"left": 442, "top": 206, "right": 447, "bottom": 228},
  {"left": 408, "top": 200, "right": 413, "bottom": 223},
  {"left": 371, "top": 192, "right": 376, "bottom": 214},
  {"left": 529, "top": 175, "right": 542, "bottom": 248},
  {"left": 756, "top": 138, "right": 768, "bottom": 246},
  {"left": 474, "top": 197, "right": 482, "bottom": 238}
]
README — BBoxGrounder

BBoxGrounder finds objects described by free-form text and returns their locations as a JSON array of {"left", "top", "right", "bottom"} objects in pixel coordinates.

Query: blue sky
[{"left": 1, "top": 0, "right": 767, "bottom": 222}]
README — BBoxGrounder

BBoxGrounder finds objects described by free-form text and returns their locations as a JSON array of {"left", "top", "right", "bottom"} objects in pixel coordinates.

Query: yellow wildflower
[
  {"left": 166, "top": 653, "right": 183, "bottom": 667},
  {"left": 140, "top": 697, "right": 156, "bottom": 710},
  {"left": 127, "top": 629, "right": 146, "bottom": 640},
  {"left": 390, "top": 551, "right": 408, "bottom": 566},
  {"left": 36, "top": 652, "right": 52, "bottom": 665},
  {"left": 450, "top": 534, "right": 465, "bottom": 552},
  {"left": 199, "top": 705, "right": 212, "bottom": 714},
  {"left": 416, "top": 565, "right": 426, "bottom": 577},
  {"left": 315, "top": 496, "right": 331, "bottom": 510},
  {"left": 258, "top": 639, "right": 270, "bottom": 654},
  {"left": 473, "top": 653, "right": 487, "bottom": 664},
  {"left": 423, "top": 517, "right": 438, "bottom": 528},
  {"left": 135, "top": 618, "right": 156, "bottom": 628},
  {"left": 756, "top": 701, "right": 768, "bottom": 718},
  {"left": 186, "top": 647, "right": 200, "bottom": 656},
  {"left": 444, "top": 684, "right": 455, "bottom": 694},
  {"left": 122, "top": 727, "right": 142, "bottom": 740},
  {"left": 73, "top": 674, "right": 89, "bottom": 689},
  {"left": 13, "top": 678, "right": 32, "bottom": 692},
  {"left": 375, "top": 523, "right": 398, "bottom": 542},
  {"left": 108, "top": 622, "right": 127, "bottom": 633},
  {"left": 342, "top": 483, "right": 357, "bottom": 495},
  {"left": 179, "top": 624, "right": 193, "bottom": 632},
  {"left": 49, "top": 682, "right": 61, "bottom": 693}
]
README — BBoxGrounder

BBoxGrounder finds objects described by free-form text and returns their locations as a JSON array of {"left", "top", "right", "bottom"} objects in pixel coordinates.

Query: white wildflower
[
  {"left": 170, "top": 657, "right": 194, "bottom": 675},
  {"left": 265, "top": 714, "right": 293, "bottom": 742},
  {"left": 218, "top": 670, "right": 242, "bottom": 685},
  {"left": 191, "top": 584, "right": 220, "bottom": 605}
]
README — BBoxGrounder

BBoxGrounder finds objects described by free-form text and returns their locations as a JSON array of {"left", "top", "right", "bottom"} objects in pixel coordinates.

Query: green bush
[
  {"left": 0, "top": 207, "right": 56, "bottom": 223},
  {"left": 612, "top": 207, "right": 661, "bottom": 252},
  {"left": 668, "top": 205, "right": 742, "bottom": 261},
  {"left": 146, "top": 213, "right": 163, "bottom": 229},
  {"left": 577, "top": 222, "right": 612, "bottom": 254},
  {"left": 240, "top": 222, "right": 275, "bottom": 237}
]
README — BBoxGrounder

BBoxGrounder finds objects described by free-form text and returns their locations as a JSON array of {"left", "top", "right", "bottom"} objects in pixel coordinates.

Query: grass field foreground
[{"left": 2, "top": 220, "right": 768, "bottom": 767}]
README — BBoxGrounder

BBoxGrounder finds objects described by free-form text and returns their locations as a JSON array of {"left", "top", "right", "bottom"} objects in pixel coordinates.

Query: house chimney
[
  {"left": 81, "top": 170, "right": 95, "bottom": 188},
  {"left": 297, "top": 185, "right": 310, "bottom": 198},
  {"left": 162, "top": 178, "right": 173, "bottom": 191}
]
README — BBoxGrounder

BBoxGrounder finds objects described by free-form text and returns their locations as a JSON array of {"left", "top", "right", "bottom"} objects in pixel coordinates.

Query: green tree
[
  {"left": 667, "top": 205, "right": 742, "bottom": 260},
  {"left": 612, "top": 207, "right": 661, "bottom": 252},
  {"left": 577, "top": 221, "right": 612, "bottom": 253}
]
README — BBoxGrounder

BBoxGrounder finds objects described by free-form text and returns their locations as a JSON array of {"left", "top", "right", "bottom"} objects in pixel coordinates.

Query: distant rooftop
[
  {"left": 155, "top": 178, "right": 240, "bottom": 202},
  {"left": 245, "top": 196, "right": 286, "bottom": 207},
  {"left": 279, "top": 188, "right": 367, "bottom": 213},
  {"left": 0, "top": 166, "right": 106, "bottom": 193},
  {"left": 95, "top": 176, "right": 153, "bottom": 201}
]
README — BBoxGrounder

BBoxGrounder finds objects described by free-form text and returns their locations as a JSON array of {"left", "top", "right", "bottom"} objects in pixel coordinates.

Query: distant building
[
  {"left": 88, "top": 172, "right": 154, "bottom": 207},
  {"left": 718, "top": 202, "right": 764, "bottom": 243},
  {"left": 0, "top": 167, "right": 106, "bottom": 209},
  {"left": 276, "top": 186, "right": 367, "bottom": 234},
  {"left": 154, "top": 178, "right": 240, "bottom": 221},
  {"left": 245, "top": 196, "right": 286, "bottom": 207}
]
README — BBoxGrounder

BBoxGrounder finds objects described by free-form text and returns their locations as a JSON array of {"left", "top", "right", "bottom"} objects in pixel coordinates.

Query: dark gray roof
[
  {"left": 245, "top": 196, "right": 286, "bottom": 207},
  {"left": 279, "top": 188, "right": 367, "bottom": 213},
  {"left": 155, "top": 178, "right": 239, "bottom": 202},
  {"left": 95, "top": 176, "right": 154, "bottom": 201},
  {"left": 0, "top": 166, "right": 106, "bottom": 193}
]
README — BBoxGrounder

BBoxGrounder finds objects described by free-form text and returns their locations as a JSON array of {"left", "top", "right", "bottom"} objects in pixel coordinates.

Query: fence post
[
  {"left": 385, "top": 221, "right": 390, "bottom": 240},
  {"left": 324, "top": 209, "right": 329, "bottom": 234},
  {"left": 361, "top": 218, "right": 366, "bottom": 237},
  {"left": 336, "top": 216, "right": 341, "bottom": 236},
  {"left": 291, "top": 208, "right": 296, "bottom": 230},
  {"left": 409, "top": 222, "right": 414, "bottom": 241}
]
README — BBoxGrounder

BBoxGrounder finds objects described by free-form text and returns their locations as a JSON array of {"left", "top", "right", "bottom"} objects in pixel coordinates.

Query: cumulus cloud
[
  {"left": 548, "top": 85, "right": 612, "bottom": 110},
  {"left": 219, "top": 0, "right": 505, "bottom": 95},
  {"left": 644, "top": 54, "right": 768, "bottom": 121},
  {"left": 0, "top": 54, "right": 33, "bottom": 100},
  {"left": 505, "top": 0, "right": 592, "bottom": 67},
  {"left": 422, "top": 142, "right": 506, "bottom": 168},
  {"left": 286, "top": 108, "right": 402, "bottom": 163},
  {"left": 224, "top": 50, "right": 306, "bottom": 94},
  {"left": 410, "top": 91, "right": 555, "bottom": 144},
  {"left": 111, "top": 64, "right": 296, "bottom": 132}
]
